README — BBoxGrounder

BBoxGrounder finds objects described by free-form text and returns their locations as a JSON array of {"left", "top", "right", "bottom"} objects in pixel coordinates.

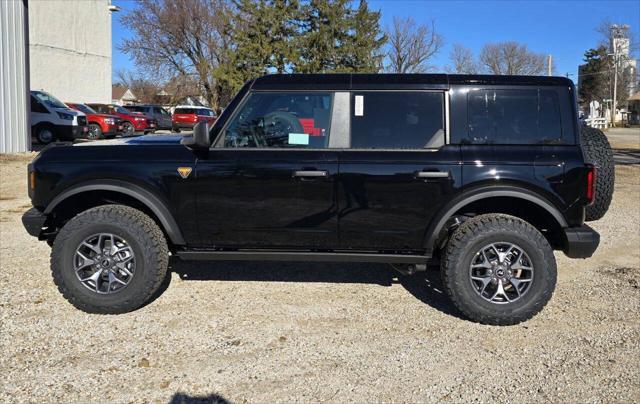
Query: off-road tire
[
  {"left": 441, "top": 214, "right": 557, "bottom": 326},
  {"left": 581, "top": 127, "right": 614, "bottom": 221},
  {"left": 51, "top": 205, "right": 168, "bottom": 314}
]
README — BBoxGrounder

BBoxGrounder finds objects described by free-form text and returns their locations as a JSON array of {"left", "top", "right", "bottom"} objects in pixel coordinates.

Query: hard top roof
[{"left": 250, "top": 73, "right": 573, "bottom": 91}]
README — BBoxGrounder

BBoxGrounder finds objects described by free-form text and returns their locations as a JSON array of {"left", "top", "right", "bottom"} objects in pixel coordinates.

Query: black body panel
[{"left": 24, "top": 74, "right": 597, "bottom": 261}]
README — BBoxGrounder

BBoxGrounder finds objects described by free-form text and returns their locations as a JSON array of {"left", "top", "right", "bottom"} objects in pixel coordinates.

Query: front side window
[
  {"left": 30, "top": 96, "right": 48, "bottom": 113},
  {"left": 115, "top": 106, "right": 131, "bottom": 114},
  {"left": 351, "top": 92, "right": 445, "bottom": 149},
  {"left": 467, "top": 89, "right": 563, "bottom": 144},
  {"left": 224, "top": 92, "right": 332, "bottom": 148}
]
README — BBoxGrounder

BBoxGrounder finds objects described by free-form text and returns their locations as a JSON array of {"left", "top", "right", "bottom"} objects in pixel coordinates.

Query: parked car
[
  {"left": 86, "top": 103, "right": 156, "bottom": 136},
  {"left": 22, "top": 74, "right": 614, "bottom": 325},
  {"left": 30, "top": 90, "right": 88, "bottom": 144},
  {"left": 126, "top": 104, "right": 172, "bottom": 130},
  {"left": 65, "top": 103, "right": 123, "bottom": 140},
  {"left": 171, "top": 106, "right": 217, "bottom": 132}
]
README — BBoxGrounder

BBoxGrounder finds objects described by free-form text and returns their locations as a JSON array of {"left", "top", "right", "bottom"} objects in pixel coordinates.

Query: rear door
[
  {"left": 337, "top": 91, "right": 462, "bottom": 251},
  {"left": 195, "top": 91, "right": 339, "bottom": 248}
]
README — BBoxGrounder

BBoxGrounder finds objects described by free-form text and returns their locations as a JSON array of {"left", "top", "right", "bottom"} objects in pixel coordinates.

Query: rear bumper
[
  {"left": 22, "top": 207, "right": 47, "bottom": 238},
  {"left": 562, "top": 224, "right": 600, "bottom": 258}
]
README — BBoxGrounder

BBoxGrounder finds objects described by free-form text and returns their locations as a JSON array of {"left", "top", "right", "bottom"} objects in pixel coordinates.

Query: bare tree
[
  {"left": 449, "top": 44, "right": 477, "bottom": 74},
  {"left": 384, "top": 16, "right": 443, "bottom": 73},
  {"left": 479, "top": 41, "right": 547, "bottom": 75},
  {"left": 119, "top": 0, "right": 234, "bottom": 108}
]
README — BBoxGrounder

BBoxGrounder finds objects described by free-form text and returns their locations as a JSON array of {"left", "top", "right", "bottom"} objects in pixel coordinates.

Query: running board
[{"left": 177, "top": 250, "right": 429, "bottom": 264}]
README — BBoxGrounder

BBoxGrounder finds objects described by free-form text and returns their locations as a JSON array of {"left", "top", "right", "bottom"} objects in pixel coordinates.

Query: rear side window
[
  {"left": 350, "top": 92, "right": 445, "bottom": 149},
  {"left": 223, "top": 92, "right": 332, "bottom": 148},
  {"left": 175, "top": 108, "right": 196, "bottom": 114},
  {"left": 466, "top": 89, "right": 564, "bottom": 144}
]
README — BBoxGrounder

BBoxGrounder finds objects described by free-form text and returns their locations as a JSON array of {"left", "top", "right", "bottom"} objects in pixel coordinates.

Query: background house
[{"left": 112, "top": 86, "right": 138, "bottom": 105}]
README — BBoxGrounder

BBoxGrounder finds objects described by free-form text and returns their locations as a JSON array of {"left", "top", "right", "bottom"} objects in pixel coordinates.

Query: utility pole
[{"left": 547, "top": 55, "right": 552, "bottom": 76}]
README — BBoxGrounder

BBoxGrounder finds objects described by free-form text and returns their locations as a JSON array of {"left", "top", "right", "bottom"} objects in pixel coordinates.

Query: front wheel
[
  {"left": 87, "top": 123, "right": 103, "bottom": 140},
  {"left": 121, "top": 121, "right": 135, "bottom": 136},
  {"left": 35, "top": 125, "right": 55, "bottom": 144},
  {"left": 51, "top": 205, "right": 168, "bottom": 314},
  {"left": 441, "top": 214, "right": 556, "bottom": 326}
]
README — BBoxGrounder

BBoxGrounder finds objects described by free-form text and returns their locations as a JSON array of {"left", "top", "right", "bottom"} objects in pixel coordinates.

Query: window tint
[
  {"left": 224, "top": 92, "right": 332, "bottom": 148},
  {"left": 175, "top": 108, "right": 197, "bottom": 114},
  {"left": 351, "top": 92, "right": 444, "bottom": 149},
  {"left": 30, "top": 96, "right": 48, "bottom": 113},
  {"left": 467, "top": 89, "right": 563, "bottom": 144},
  {"left": 88, "top": 104, "right": 106, "bottom": 114},
  {"left": 539, "top": 90, "right": 562, "bottom": 141}
]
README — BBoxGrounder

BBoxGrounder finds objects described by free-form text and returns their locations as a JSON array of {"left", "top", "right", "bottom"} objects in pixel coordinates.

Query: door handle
[
  {"left": 293, "top": 170, "right": 329, "bottom": 178},
  {"left": 416, "top": 171, "right": 450, "bottom": 178}
]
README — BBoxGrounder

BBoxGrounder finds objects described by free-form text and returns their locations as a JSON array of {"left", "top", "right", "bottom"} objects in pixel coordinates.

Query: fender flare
[
  {"left": 424, "top": 186, "right": 568, "bottom": 252},
  {"left": 44, "top": 179, "right": 186, "bottom": 245}
]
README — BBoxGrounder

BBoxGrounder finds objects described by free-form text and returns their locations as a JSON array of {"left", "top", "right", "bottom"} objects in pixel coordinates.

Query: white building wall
[
  {"left": 29, "top": 0, "right": 112, "bottom": 104},
  {"left": 0, "top": 0, "right": 30, "bottom": 153}
]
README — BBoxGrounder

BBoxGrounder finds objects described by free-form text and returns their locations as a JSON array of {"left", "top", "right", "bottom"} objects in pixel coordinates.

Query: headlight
[
  {"left": 104, "top": 118, "right": 115, "bottom": 124},
  {"left": 56, "top": 111, "right": 74, "bottom": 120}
]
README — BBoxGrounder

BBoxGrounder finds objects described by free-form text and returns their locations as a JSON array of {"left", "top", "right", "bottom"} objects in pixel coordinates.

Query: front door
[
  {"left": 195, "top": 90, "right": 339, "bottom": 248},
  {"left": 337, "top": 91, "right": 462, "bottom": 251}
]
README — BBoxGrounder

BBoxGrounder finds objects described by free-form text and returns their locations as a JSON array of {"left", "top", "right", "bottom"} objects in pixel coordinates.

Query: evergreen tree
[
  {"left": 296, "top": 0, "right": 385, "bottom": 73},
  {"left": 579, "top": 46, "right": 610, "bottom": 105}
]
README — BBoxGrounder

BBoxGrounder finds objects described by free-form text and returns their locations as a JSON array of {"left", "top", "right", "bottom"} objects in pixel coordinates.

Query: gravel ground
[{"left": 1, "top": 142, "right": 639, "bottom": 403}]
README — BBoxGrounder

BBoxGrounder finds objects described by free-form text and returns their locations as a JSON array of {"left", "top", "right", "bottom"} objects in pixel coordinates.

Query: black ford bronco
[{"left": 22, "top": 74, "right": 614, "bottom": 325}]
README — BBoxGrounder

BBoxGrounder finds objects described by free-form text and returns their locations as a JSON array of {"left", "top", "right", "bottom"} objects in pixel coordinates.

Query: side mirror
[{"left": 181, "top": 121, "right": 210, "bottom": 149}]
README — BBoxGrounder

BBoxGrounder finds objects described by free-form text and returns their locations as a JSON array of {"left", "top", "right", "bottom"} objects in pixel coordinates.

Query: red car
[
  {"left": 171, "top": 106, "right": 217, "bottom": 132},
  {"left": 87, "top": 103, "right": 157, "bottom": 136},
  {"left": 66, "top": 102, "right": 123, "bottom": 140}
]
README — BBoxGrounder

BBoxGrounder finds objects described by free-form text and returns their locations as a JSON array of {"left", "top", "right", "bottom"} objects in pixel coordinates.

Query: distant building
[
  {"left": 29, "top": 0, "right": 117, "bottom": 104},
  {"left": 112, "top": 86, "right": 138, "bottom": 105},
  {"left": 0, "top": 0, "right": 118, "bottom": 153}
]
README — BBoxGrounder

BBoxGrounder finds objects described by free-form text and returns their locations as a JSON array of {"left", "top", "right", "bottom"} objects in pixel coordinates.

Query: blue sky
[{"left": 112, "top": 0, "right": 640, "bottom": 82}]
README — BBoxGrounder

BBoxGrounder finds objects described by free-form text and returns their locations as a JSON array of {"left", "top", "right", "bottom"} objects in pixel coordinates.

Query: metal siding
[{"left": 0, "top": 0, "right": 30, "bottom": 153}]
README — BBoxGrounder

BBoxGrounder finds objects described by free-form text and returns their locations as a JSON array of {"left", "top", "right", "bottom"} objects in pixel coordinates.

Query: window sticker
[
  {"left": 288, "top": 133, "right": 310, "bottom": 145},
  {"left": 355, "top": 95, "right": 364, "bottom": 116}
]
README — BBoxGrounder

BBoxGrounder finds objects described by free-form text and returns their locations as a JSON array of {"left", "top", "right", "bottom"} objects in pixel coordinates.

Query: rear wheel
[
  {"left": 87, "top": 123, "right": 103, "bottom": 140},
  {"left": 51, "top": 205, "right": 168, "bottom": 314},
  {"left": 581, "top": 127, "right": 614, "bottom": 221},
  {"left": 441, "top": 214, "right": 556, "bottom": 325}
]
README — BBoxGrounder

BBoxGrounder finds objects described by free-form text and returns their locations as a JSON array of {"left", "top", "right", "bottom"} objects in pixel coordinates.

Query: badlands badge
[{"left": 177, "top": 167, "right": 192, "bottom": 179}]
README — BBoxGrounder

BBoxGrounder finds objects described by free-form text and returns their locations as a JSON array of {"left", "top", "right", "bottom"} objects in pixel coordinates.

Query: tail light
[
  {"left": 586, "top": 164, "right": 595, "bottom": 204},
  {"left": 192, "top": 115, "right": 198, "bottom": 122}
]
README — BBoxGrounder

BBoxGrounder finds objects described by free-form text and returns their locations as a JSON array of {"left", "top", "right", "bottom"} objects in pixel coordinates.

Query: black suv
[{"left": 22, "top": 74, "right": 614, "bottom": 325}]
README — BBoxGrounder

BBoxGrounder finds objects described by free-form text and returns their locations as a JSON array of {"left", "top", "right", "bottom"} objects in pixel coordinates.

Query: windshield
[
  {"left": 73, "top": 104, "right": 96, "bottom": 114},
  {"left": 33, "top": 91, "right": 67, "bottom": 109},
  {"left": 115, "top": 106, "right": 131, "bottom": 114}
]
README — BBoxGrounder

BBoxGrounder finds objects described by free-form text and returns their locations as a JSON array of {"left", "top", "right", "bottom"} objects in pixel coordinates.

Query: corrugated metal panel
[{"left": 0, "top": 0, "right": 30, "bottom": 153}]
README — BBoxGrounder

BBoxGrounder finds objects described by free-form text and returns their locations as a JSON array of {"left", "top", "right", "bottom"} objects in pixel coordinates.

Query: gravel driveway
[{"left": 1, "top": 144, "right": 638, "bottom": 402}]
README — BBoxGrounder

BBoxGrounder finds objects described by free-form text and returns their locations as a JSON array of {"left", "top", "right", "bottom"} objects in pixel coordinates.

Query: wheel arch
[
  {"left": 425, "top": 186, "right": 568, "bottom": 253},
  {"left": 44, "top": 180, "right": 185, "bottom": 246}
]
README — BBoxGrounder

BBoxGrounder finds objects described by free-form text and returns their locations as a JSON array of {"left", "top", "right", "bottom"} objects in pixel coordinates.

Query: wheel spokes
[{"left": 74, "top": 233, "right": 135, "bottom": 295}]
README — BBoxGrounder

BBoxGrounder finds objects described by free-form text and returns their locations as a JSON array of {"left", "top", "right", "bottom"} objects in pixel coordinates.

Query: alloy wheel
[
  {"left": 469, "top": 242, "right": 534, "bottom": 304},
  {"left": 73, "top": 233, "right": 136, "bottom": 294}
]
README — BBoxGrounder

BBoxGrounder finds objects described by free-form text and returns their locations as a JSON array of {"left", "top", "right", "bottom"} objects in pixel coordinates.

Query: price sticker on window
[{"left": 355, "top": 95, "right": 364, "bottom": 116}]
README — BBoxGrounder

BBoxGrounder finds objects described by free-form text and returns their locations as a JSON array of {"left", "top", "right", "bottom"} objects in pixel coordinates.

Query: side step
[{"left": 176, "top": 250, "right": 429, "bottom": 264}]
